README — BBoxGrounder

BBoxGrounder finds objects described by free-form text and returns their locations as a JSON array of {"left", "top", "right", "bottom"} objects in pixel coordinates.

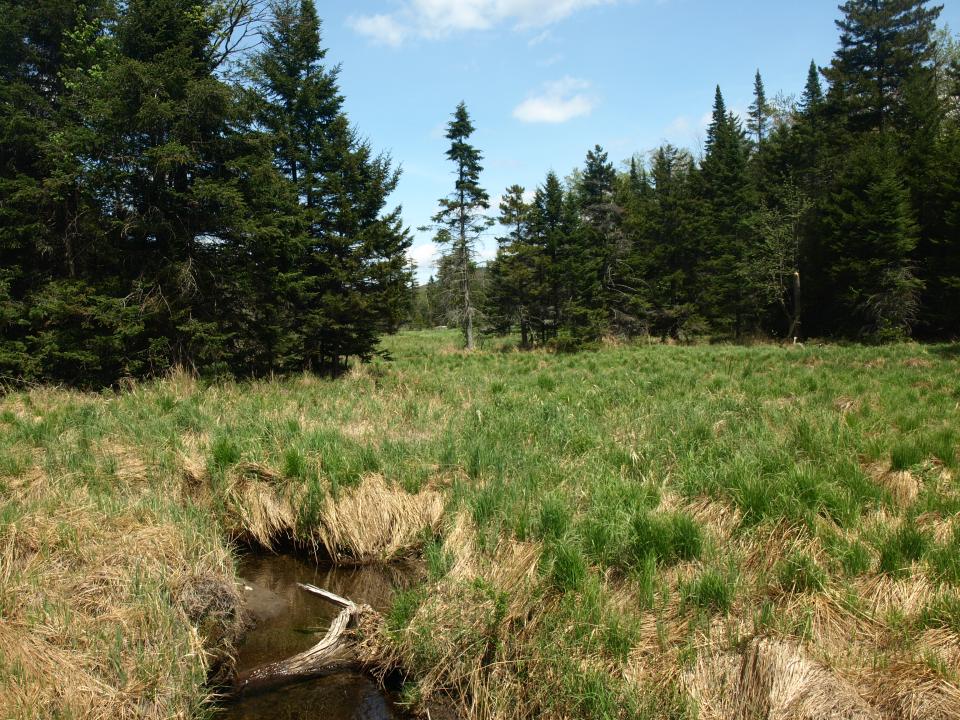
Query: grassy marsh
[{"left": 2, "top": 331, "right": 960, "bottom": 719}]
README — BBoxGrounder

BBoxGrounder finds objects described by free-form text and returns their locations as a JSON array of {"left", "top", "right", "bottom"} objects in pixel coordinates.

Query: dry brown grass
[
  {"left": 686, "top": 638, "right": 880, "bottom": 720},
  {"left": 855, "top": 574, "right": 937, "bottom": 618},
  {"left": 183, "top": 451, "right": 445, "bottom": 562},
  {"left": 223, "top": 463, "right": 297, "bottom": 548},
  {"left": 0, "top": 475, "right": 242, "bottom": 719},
  {"left": 863, "top": 662, "right": 960, "bottom": 720},
  {"left": 864, "top": 462, "right": 920, "bottom": 507},
  {"left": 312, "top": 474, "right": 445, "bottom": 564},
  {"left": 373, "top": 515, "right": 568, "bottom": 720}
]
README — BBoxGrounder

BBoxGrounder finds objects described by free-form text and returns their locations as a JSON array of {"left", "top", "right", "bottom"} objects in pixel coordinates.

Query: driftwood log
[{"left": 234, "top": 584, "right": 376, "bottom": 695}]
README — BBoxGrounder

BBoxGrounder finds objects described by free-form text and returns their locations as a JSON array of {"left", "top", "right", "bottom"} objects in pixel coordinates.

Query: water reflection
[
  {"left": 217, "top": 552, "right": 420, "bottom": 720},
  {"left": 221, "top": 674, "right": 393, "bottom": 720}
]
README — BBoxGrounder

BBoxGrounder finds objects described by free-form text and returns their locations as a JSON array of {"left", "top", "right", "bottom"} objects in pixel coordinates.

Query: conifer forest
[
  {"left": 415, "top": 2, "right": 960, "bottom": 351},
  {"left": 1, "top": 0, "right": 957, "bottom": 387}
]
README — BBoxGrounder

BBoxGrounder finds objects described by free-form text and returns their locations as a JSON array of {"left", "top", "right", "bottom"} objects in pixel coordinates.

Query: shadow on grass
[{"left": 930, "top": 343, "right": 960, "bottom": 359}]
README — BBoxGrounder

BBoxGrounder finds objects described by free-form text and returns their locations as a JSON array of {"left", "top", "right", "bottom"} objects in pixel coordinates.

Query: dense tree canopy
[
  {"left": 2, "top": 0, "right": 958, "bottom": 376},
  {"left": 0, "top": 0, "right": 410, "bottom": 386}
]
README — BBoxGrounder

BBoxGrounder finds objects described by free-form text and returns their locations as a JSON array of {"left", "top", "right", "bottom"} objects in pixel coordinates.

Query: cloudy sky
[{"left": 314, "top": 0, "right": 959, "bottom": 280}]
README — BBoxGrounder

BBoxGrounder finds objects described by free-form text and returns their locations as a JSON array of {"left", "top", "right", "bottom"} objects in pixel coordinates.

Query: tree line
[
  {"left": 414, "top": 0, "right": 960, "bottom": 348},
  {"left": 1, "top": 0, "right": 411, "bottom": 387}
]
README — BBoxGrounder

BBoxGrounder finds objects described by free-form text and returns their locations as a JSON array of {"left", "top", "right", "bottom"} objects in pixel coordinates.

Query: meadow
[{"left": 1, "top": 331, "right": 959, "bottom": 719}]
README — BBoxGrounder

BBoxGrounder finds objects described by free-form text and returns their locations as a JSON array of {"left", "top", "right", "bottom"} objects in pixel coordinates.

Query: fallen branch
[{"left": 234, "top": 584, "right": 376, "bottom": 695}]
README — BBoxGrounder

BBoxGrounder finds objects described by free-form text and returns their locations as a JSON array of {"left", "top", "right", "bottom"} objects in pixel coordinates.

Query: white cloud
[
  {"left": 661, "top": 110, "right": 714, "bottom": 147},
  {"left": 349, "top": 0, "right": 618, "bottom": 45},
  {"left": 665, "top": 115, "right": 692, "bottom": 136},
  {"left": 348, "top": 13, "right": 408, "bottom": 47},
  {"left": 528, "top": 29, "right": 553, "bottom": 46},
  {"left": 513, "top": 77, "right": 596, "bottom": 124},
  {"left": 408, "top": 242, "right": 439, "bottom": 269},
  {"left": 537, "top": 53, "right": 564, "bottom": 67}
]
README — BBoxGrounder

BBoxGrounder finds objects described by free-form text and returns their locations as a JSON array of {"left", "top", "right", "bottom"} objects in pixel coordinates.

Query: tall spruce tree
[
  {"left": 801, "top": 60, "right": 825, "bottom": 112},
  {"left": 825, "top": 0, "right": 943, "bottom": 132},
  {"left": 485, "top": 185, "right": 538, "bottom": 345},
  {"left": 529, "top": 171, "right": 576, "bottom": 342},
  {"left": 820, "top": 138, "right": 922, "bottom": 338},
  {"left": 430, "top": 102, "right": 492, "bottom": 350},
  {"left": 748, "top": 70, "right": 772, "bottom": 144},
  {"left": 643, "top": 145, "right": 705, "bottom": 339},
  {"left": 248, "top": 0, "right": 411, "bottom": 371},
  {"left": 574, "top": 145, "right": 632, "bottom": 337},
  {"left": 0, "top": 0, "right": 133, "bottom": 384},
  {"left": 699, "top": 86, "right": 755, "bottom": 337}
]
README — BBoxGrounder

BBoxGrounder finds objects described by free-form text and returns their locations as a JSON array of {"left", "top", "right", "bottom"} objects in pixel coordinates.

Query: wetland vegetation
[{"left": 2, "top": 331, "right": 960, "bottom": 718}]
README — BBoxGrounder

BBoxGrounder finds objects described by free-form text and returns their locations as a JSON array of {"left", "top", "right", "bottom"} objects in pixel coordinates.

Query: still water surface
[{"left": 217, "top": 553, "right": 419, "bottom": 720}]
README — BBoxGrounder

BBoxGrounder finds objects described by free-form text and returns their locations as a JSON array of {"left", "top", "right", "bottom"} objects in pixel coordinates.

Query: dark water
[{"left": 217, "top": 553, "right": 419, "bottom": 720}]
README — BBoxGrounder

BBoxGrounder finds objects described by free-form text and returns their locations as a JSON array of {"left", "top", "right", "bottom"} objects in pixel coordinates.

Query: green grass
[
  {"left": 682, "top": 566, "right": 739, "bottom": 613},
  {"left": 3, "top": 331, "right": 960, "bottom": 719}
]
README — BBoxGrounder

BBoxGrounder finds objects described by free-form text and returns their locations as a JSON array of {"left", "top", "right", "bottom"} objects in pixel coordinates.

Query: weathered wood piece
[
  {"left": 297, "top": 583, "right": 354, "bottom": 609},
  {"left": 234, "top": 584, "right": 372, "bottom": 695}
]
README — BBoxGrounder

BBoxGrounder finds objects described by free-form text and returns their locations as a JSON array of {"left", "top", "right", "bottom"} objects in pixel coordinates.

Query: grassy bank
[{"left": 2, "top": 332, "right": 959, "bottom": 719}]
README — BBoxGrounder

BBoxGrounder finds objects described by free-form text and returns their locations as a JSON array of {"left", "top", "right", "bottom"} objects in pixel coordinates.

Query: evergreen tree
[
  {"left": 801, "top": 60, "right": 825, "bottom": 112},
  {"left": 247, "top": 0, "right": 411, "bottom": 371},
  {"left": 917, "top": 75, "right": 960, "bottom": 335},
  {"left": 485, "top": 185, "right": 539, "bottom": 345},
  {"left": 642, "top": 145, "right": 705, "bottom": 339},
  {"left": 699, "top": 86, "right": 755, "bottom": 337},
  {"left": 529, "top": 171, "right": 576, "bottom": 342},
  {"left": 430, "top": 102, "right": 492, "bottom": 350},
  {"left": 78, "top": 0, "right": 281, "bottom": 376},
  {"left": 825, "top": 0, "right": 943, "bottom": 132},
  {"left": 748, "top": 70, "right": 772, "bottom": 144},
  {"left": 0, "top": 0, "right": 129, "bottom": 384},
  {"left": 1, "top": 0, "right": 410, "bottom": 385},
  {"left": 572, "top": 145, "right": 631, "bottom": 338},
  {"left": 821, "top": 138, "right": 922, "bottom": 338}
]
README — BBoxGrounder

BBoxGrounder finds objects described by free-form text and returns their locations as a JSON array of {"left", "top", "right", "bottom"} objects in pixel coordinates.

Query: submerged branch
[{"left": 233, "top": 584, "right": 377, "bottom": 695}]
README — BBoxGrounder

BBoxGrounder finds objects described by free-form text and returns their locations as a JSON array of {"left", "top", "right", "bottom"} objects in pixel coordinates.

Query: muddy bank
[{"left": 217, "top": 552, "right": 423, "bottom": 720}]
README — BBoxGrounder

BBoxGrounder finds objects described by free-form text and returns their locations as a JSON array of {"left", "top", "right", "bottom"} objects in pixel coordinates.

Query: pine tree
[
  {"left": 572, "top": 145, "right": 631, "bottom": 338},
  {"left": 485, "top": 185, "right": 537, "bottom": 345},
  {"left": 642, "top": 145, "right": 705, "bottom": 339},
  {"left": 824, "top": 0, "right": 943, "bottom": 132},
  {"left": 71, "top": 0, "right": 255, "bottom": 376},
  {"left": 699, "top": 86, "right": 755, "bottom": 337},
  {"left": 0, "top": 0, "right": 157, "bottom": 385},
  {"left": 821, "top": 138, "right": 922, "bottom": 338},
  {"left": 430, "top": 102, "right": 492, "bottom": 350},
  {"left": 528, "top": 171, "right": 574, "bottom": 342},
  {"left": 916, "top": 68, "right": 960, "bottom": 336},
  {"left": 748, "top": 70, "right": 772, "bottom": 144},
  {"left": 801, "top": 60, "right": 825, "bottom": 112},
  {"left": 248, "top": 0, "right": 411, "bottom": 371}
]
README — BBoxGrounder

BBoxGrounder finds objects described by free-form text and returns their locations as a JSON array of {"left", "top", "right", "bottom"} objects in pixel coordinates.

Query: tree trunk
[
  {"left": 461, "top": 242, "right": 474, "bottom": 351},
  {"left": 787, "top": 271, "right": 802, "bottom": 341},
  {"left": 465, "top": 300, "right": 475, "bottom": 351}
]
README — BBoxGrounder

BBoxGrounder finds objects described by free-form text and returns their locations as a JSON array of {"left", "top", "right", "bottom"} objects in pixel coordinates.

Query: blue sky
[{"left": 313, "top": 0, "right": 959, "bottom": 281}]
